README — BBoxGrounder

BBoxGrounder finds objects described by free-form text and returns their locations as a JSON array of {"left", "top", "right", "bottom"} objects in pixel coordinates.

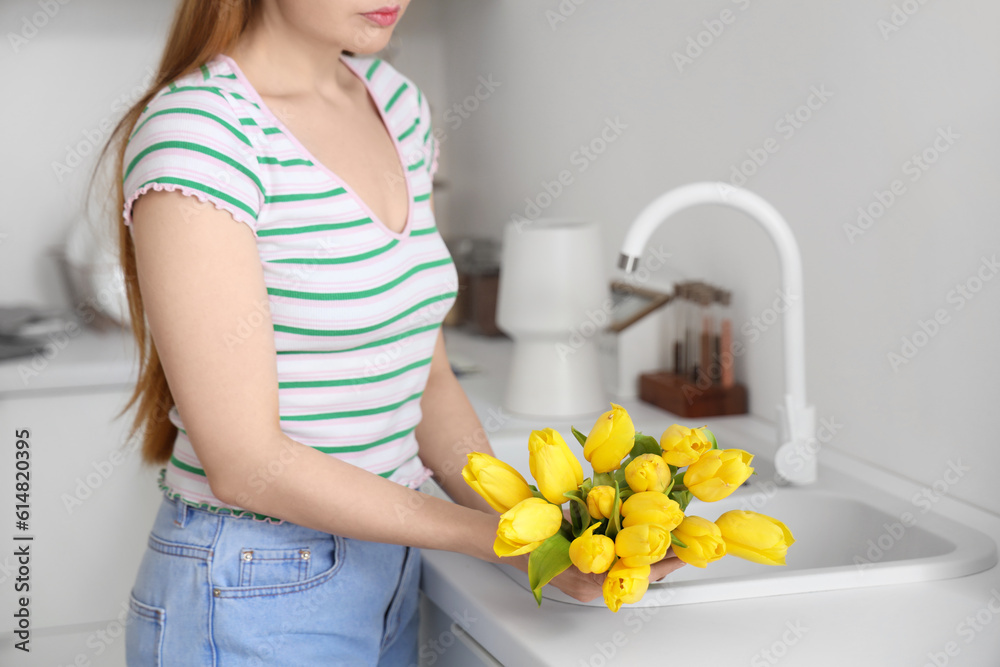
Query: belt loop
[{"left": 173, "top": 496, "right": 190, "bottom": 527}]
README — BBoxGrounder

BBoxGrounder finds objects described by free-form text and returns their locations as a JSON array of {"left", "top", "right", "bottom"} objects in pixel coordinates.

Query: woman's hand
[{"left": 503, "top": 549, "right": 686, "bottom": 604}]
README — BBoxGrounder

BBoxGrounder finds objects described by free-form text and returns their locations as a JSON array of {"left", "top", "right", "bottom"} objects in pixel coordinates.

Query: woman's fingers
[
  {"left": 547, "top": 566, "right": 606, "bottom": 603},
  {"left": 650, "top": 554, "right": 686, "bottom": 582},
  {"left": 527, "top": 553, "right": 686, "bottom": 603}
]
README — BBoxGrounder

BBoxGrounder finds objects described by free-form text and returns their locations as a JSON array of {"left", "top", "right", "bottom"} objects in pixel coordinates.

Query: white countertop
[
  {"left": 426, "top": 329, "right": 1000, "bottom": 667},
  {"left": 0, "top": 321, "right": 138, "bottom": 396},
  {"left": 7, "top": 323, "right": 998, "bottom": 664}
]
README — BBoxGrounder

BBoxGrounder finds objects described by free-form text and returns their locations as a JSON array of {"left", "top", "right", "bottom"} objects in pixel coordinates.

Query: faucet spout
[{"left": 619, "top": 182, "right": 817, "bottom": 484}]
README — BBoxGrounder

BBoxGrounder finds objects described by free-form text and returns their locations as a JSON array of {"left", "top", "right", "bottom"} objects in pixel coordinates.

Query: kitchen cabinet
[
  {"left": 422, "top": 329, "right": 1000, "bottom": 667},
  {"left": 0, "top": 327, "right": 161, "bottom": 665},
  {"left": 419, "top": 593, "right": 503, "bottom": 666}
]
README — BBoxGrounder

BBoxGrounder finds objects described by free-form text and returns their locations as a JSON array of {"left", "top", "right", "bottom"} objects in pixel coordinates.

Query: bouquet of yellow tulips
[{"left": 462, "top": 403, "right": 795, "bottom": 612}]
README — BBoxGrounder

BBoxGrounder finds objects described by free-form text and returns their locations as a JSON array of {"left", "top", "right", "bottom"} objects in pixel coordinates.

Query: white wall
[
  {"left": 2, "top": 0, "right": 174, "bottom": 305},
  {"left": 0, "top": 0, "right": 446, "bottom": 305},
  {"left": 5, "top": 0, "right": 999, "bottom": 514},
  {"left": 436, "top": 1, "right": 1000, "bottom": 514}
]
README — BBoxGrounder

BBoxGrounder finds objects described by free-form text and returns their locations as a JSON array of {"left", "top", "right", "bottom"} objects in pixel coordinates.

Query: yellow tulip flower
[
  {"left": 586, "top": 485, "right": 616, "bottom": 520},
  {"left": 659, "top": 424, "right": 713, "bottom": 467},
  {"left": 493, "top": 498, "right": 563, "bottom": 558},
  {"left": 624, "top": 453, "right": 672, "bottom": 493},
  {"left": 568, "top": 523, "right": 615, "bottom": 574},
  {"left": 614, "top": 523, "right": 671, "bottom": 568},
  {"left": 529, "top": 428, "right": 585, "bottom": 505},
  {"left": 462, "top": 452, "right": 534, "bottom": 513},
  {"left": 583, "top": 403, "right": 635, "bottom": 473},
  {"left": 683, "top": 449, "right": 755, "bottom": 502},
  {"left": 602, "top": 558, "right": 650, "bottom": 612},
  {"left": 620, "top": 491, "right": 684, "bottom": 531},
  {"left": 715, "top": 510, "right": 795, "bottom": 566},
  {"left": 670, "top": 516, "right": 727, "bottom": 568}
]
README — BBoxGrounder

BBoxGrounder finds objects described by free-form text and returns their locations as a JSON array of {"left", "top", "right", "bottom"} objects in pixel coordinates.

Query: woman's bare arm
[
  {"left": 413, "top": 329, "right": 500, "bottom": 515},
  {"left": 412, "top": 325, "right": 686, "bottom": 598},
  {"left": 131, "top": 189, "right": 681, "bottom": 603},
  {"left": 130, "top": 189, "right": 501, "bottom": 562}
]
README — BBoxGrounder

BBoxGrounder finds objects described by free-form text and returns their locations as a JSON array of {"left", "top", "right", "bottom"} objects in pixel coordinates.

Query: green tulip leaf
[
  {"left": 674, "top": 489, "right": 693, "bottom": 512},
  {"left": 702, "top": 427, "right": 718, "bottom": 450},
  {"left": 593, "top": 472, "right": 615, "bottom": 488},
  {"left": 528, "top": 532, "right": 573, "bottom": 606},
  {"left": 606, "top": 479, "right": 624, "bottom": 540},
  {"left": 564, "top": 490, "right": 591, "bottom": 538},
  {"left": 670, "top": 532, "right": 688, "bottom": 549},
  {"left": 560, "top": 517, "right": 575, "bottom": 540},
  {"left": 631, "top": 433, "right": 662, "bottom": 458},
  {"left": 571, "top": 426, "right": 588, "bottom": 447}
]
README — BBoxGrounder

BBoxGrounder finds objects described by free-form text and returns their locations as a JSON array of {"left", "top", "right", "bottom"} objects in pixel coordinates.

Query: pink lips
[{"left": 362, "top": 6, "right": 400, "bottom": 27}]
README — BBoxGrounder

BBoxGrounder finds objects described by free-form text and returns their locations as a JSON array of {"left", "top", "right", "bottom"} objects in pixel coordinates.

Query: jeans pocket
[
  {"left": 125, "top": 591, "right": 165, "bottom": 667},
  {"left": 216, "top": 534, "right": 344, "bottom": 599},
  {"left": 238, "top": 547, "right": 311, "bottom": 587}
]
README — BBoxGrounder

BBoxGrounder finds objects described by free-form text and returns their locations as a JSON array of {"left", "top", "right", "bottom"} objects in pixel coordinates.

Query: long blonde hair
[{"left": 94, "top": 0, "right": 259, "bottom": 464}]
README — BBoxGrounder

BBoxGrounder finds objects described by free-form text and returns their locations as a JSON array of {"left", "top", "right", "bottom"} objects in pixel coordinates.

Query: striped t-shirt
[{"left": 121, "top": 52, "right": 456, "bottom": 523}]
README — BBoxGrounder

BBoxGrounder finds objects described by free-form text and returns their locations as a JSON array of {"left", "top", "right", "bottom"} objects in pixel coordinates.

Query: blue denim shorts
[{"left": 125, "top": 492, "right": 420, "bottom": 666}]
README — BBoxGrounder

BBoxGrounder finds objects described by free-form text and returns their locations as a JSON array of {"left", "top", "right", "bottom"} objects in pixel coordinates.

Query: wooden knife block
[{"left": 639, "top": 371, "right": 748, "bottom": 418}]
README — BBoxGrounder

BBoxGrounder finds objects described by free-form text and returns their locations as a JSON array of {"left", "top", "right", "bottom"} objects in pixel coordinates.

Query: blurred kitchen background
[{"left": 1, "top": 0, "right": 998, "bottom": 663}]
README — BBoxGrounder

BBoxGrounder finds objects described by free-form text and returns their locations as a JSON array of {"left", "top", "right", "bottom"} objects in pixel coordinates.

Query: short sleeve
[
  {"left": 417, "top": 88, "right": 439, "bottom": 180},
  {"left": 121, "top": 87, "right": 264, "bottom": 234}
]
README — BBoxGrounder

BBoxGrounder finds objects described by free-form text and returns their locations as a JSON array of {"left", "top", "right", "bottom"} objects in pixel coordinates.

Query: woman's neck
[{"left": 225, "top": 18, "right": 356, "bottom": 101}]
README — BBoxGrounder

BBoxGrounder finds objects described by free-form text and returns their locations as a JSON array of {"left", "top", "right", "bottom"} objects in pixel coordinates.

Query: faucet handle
[{"left": 775, "top": 398, "right": 817, "bottom": 485}]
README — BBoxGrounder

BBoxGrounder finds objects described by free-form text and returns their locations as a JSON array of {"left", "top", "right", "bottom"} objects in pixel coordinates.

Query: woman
[{"left": 104, "top": 1, "right": 684, "bottom": 664}]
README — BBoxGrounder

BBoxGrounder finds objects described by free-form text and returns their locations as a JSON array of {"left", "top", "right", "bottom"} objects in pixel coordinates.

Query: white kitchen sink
[{"left": 486, "top": 430, "right": 998, "bottom": 608}]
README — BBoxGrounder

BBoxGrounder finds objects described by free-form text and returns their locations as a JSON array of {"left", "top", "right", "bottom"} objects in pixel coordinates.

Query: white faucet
[{"left": 618, "top": 182, "right": 817, "bottom": 484}]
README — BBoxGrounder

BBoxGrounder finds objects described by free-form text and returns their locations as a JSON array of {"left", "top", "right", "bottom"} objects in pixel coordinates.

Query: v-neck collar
[{"left": 214, "top": 52, "right": 414, "bottom": 240}]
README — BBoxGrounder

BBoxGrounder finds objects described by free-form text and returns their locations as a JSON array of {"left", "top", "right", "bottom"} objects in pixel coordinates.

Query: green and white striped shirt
[{"left": 122, "top": 52, "right": 455, "bottom": 523}]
